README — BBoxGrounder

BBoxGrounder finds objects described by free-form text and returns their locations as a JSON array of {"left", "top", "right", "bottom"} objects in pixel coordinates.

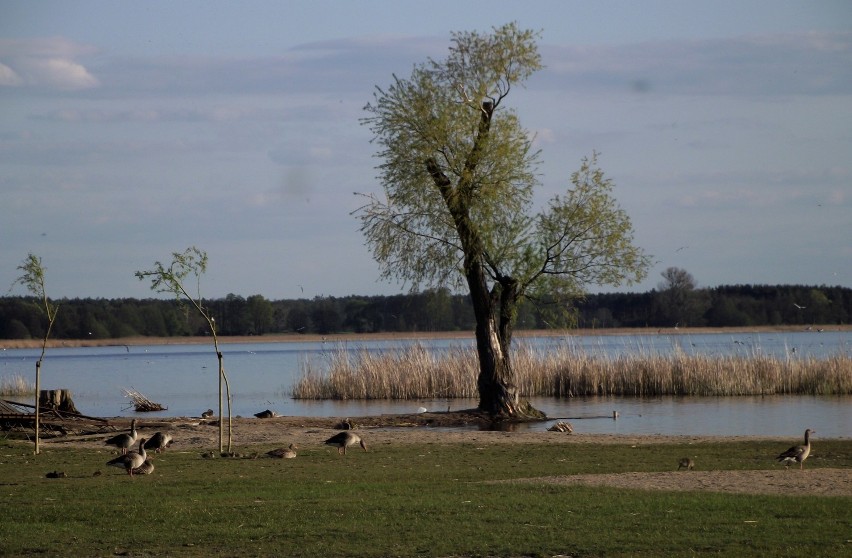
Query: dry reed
[
  {"left": 292, "top": 343, "right": 852, "bottom": 400},
  {"left": 0, "top": 374, "right": 35, "bottom": 396}
]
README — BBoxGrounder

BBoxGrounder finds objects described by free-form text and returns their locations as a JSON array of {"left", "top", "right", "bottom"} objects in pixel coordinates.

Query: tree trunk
[
  {"left": 467, "top": 259, "right": 544, "bottom": 419},
  {"left": 38, "top": 389, "right": 80, "bottom": 414},
  {"left": 425, "top": 102, "right": 543, "bottom": 420}
]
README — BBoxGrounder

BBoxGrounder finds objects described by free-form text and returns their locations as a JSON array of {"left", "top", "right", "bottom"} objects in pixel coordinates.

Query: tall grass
[
  {"left": 292, "top": 344, "right": 852, "bottom": 399},
  {"left": 0, "top": 374, "right": 35, "bottom": 396}
]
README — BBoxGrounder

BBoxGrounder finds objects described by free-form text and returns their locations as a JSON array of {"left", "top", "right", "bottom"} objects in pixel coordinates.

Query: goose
[
  {"left": 266, "top": 443, "right": 298, "bottom": 459},
  {"left": 678, "top": 457, "right": 694, "bottom": 470},
  {"left": 144, "top": 432, "right": 173, "bottom": 453},
  {"left": 201, "top": 409, "right": 214, "bottom": 419},
  {"left": 324, "top": 431, "right": 367, "bottom": 455},
  {"left": 107, "top": 437, "right": 147, "bottom": 476},
  {"left": 777, "top": 429, "right": 815, "bottom": 470},
  {"left": 131, "top": 459, "right": 155, "bottom": 476},
  {"left": 105, "top": 419, "right": 138, "bottom": 454}
]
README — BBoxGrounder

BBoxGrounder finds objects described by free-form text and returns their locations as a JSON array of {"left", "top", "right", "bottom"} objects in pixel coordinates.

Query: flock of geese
[
  {"left": 102, "top": 419, "right": 813, "bottom": 477},
  {"left": 101, "top": 419, "right": 368, "bottom": 477},
  {"left": 103, "top": 419, "right": 173, "bottom": 476}
]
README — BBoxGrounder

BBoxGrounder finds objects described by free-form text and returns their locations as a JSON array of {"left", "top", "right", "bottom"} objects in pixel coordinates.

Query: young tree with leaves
[
  {"left": 12, "top": 254, "right": 58, "bottom": 454},
  {"left": 135, "top": 247, "right": 233, "bottom": 452},
  {"left": 357, "top": 23, "right": 650, "bottom": 418}
]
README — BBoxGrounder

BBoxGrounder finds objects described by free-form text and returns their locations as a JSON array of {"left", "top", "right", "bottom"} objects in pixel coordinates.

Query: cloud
[
  {"left": 0, "top": 37, "right": 100, "bottom": 90},
  {"left": 539, "top": 31, "right": 852, "bottom": 97},
  {"left": 0, "top": 62, "right": 23, "bottom": 86}
]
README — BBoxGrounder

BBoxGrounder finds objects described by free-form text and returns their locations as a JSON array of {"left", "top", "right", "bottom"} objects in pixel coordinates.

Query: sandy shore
[
  {"left": 3, "top": 325, "right": 847, "bottom": 350},
  {"left": 34, "top": 414, "right": 852, "bottom": 497}
]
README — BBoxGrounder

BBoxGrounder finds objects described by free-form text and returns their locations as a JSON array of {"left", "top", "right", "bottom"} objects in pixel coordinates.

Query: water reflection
[{"left": 1, "top": 332, "right": 850, "bottom": 437}]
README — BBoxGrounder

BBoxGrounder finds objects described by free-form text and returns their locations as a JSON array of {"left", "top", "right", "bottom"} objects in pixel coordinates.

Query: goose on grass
[
  {"left": 777, "top": 429, "right": 815, "bottom": 470},
  {"left": 107, "top": 438, "right": 147, "bottom": 476},
  {"left": 324, "top": 431, "right": 367, "bottom": 455},
  {"left": 104, "top": 419, "right": 138, "bottom": 455},
  {"left": 266, "top": 443, "right": 298, "bottom": 459},
  {"left": 144, "top": 432, "right": 173, "bottom": 454}
]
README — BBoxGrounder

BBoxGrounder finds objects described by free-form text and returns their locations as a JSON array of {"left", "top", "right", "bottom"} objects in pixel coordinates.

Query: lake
[{"left": 1, "top": 330, "right": 850, "bottom": 437}]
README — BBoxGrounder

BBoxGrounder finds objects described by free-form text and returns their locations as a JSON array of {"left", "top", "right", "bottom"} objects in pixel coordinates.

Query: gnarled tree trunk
[{"left": 38, "top": 389, "right": 79, "bottom": 414}]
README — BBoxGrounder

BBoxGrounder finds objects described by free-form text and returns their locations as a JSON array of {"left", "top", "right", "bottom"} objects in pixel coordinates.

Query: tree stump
[{"left": 38, "top": 389, "right": 79, "bottom": 414}]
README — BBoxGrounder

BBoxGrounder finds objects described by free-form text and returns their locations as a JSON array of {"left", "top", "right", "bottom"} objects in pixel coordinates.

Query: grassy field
[{"left": 1, "top": 438, "right": 850, "bottom": 557}]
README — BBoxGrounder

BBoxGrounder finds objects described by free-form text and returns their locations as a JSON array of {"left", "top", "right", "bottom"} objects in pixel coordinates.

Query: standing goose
[
  {"left": 266, "top": 443, "right": 298, "bottom": 459},
  {"left": 107, "top": 437, "right": 147, "bottom": 476},
  {"left": 144, "top": 432, "right": 173, "bottom": 454},
  {"left": 105, "top": 419, "right": 138, "bottom": 454},
  {"left": 324, "top": 431, "right": 367, "bottom": 455},
  {"left": 777, "top": 429, "right": 815, "bottom": 470}
]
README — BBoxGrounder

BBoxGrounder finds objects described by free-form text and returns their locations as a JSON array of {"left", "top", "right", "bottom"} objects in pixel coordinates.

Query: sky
[{"left": 2, "top": 0, "right": 851, "bottom": 301}]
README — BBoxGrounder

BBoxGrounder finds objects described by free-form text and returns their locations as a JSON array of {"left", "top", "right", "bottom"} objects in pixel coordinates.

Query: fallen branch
[{"left": 121, "top": 388, "right": 167, "bottom": 412}]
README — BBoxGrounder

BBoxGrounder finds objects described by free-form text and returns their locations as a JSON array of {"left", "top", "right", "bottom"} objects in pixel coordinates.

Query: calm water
[{"left": 1, "top": 331, "right": 850, "bottom": 437}]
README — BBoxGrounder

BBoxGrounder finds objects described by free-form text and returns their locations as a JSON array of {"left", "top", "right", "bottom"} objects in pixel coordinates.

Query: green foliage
[
  {"left": 1, "top": 284, "right": 851, "bottom": 339},
  {"left": 135, "top": 247, "right": 234, "bottom": 452},
  {"left": 135, "top": 246, "right": 210, "bottom": 321},
  {"left": 10, "top": 254, "right": 58, "bottom": 343},
  {"left": 0, "top": 438, "right": 849, "bottom": 557},
  {"left": 358, "top": 23, "right": 650, "bottom": 346},
  {"left": 359, "top": 23, "right": 544, "bottom": 292},
  {"left": 0, "top": 285, "right": 852, "bottom": 339}
]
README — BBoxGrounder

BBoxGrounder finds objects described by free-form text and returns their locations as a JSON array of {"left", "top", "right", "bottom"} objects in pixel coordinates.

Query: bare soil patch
[
  {"left": 504, "top": 469, "right": 852, "bottom": 497},
  {"left": 29, "top": 412, "right": 851, "bottom": 498}
]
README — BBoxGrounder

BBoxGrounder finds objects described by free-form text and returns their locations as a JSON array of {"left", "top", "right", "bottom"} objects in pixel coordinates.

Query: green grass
[{"left": 1, "top": 439, "right": 850, "bottom": 557}]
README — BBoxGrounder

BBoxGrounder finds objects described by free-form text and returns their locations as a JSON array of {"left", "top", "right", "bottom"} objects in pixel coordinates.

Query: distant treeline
[{"left": 0, "top": 284, "right": 848, "bottom": 340}]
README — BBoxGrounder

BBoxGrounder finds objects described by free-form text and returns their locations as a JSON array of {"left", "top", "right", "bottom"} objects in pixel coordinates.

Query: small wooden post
[{"left": 34, "top": 361, "right": 41, "bottom": 455}]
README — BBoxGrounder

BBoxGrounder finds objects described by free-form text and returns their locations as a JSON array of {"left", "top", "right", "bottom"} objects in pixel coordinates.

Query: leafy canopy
[
  {"left": 358, "top": 22, "right": 649, "bottom": 320},
  {"left": 12, "top": 253, "right": 58, "bottom": 324}
]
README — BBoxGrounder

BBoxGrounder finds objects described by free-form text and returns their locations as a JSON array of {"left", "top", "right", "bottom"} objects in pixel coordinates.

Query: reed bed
[
  {"left": 292, "top": 344, "right": 852, "bottom": 400},
  {"left": 0, "top": 374, "right": 35, "bottom": 396},
  {"left": 293, "top": 344, "right": 480, "bottom": 399}
]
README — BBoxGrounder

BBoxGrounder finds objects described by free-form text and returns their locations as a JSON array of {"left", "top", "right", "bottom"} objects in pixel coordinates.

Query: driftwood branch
[{"left": 121, "top": 388, "right": 167, "bottom": 412}]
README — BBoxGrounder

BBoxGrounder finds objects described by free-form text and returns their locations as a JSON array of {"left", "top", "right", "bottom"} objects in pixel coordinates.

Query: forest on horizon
[{"left": 1, "top": 283, "right": 849, "bottom": 340}]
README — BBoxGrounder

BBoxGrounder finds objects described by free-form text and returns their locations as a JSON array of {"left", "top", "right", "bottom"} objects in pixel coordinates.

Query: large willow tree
[{"left": 357, "top": 23, "right": 650, "bottom": 418}]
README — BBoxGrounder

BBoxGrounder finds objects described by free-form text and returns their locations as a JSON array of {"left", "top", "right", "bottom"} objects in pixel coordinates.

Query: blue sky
[{"left": 2, "top": 1, "right": 850, "bottom": 300}]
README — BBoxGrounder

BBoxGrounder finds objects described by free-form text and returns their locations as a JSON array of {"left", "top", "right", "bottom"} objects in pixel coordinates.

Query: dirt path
[{"left": 504, "top": 469, "right": 852, "bottom": 497}]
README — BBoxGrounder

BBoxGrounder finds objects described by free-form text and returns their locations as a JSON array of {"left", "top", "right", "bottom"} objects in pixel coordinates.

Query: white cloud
[
  {"left": 539, "top": 31, "right": 852, "bottom": 97},
  {"left": 0, "top": 62, "right": 23, "bottom": 86},
  {"left": 0, "top": 37, "right": 99, "bottom": 90}
]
